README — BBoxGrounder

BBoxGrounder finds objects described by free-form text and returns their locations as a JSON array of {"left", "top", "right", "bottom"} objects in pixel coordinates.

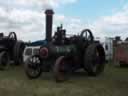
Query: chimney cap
[{"left": 45, "top": 9, "right": 54, "bottom": 15}]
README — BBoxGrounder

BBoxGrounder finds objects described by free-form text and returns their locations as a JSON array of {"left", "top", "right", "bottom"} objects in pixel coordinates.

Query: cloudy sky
[{"left": 0, "top": 0, "right": 128, "bottom": 41}]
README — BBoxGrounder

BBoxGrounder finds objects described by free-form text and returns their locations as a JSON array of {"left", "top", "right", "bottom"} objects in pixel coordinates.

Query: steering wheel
[
  {"left": 80, "top": 29, "right": 94, "bottom": 42},
  {"left": 8, "top": 32, "right": 17, "bottom": 41}
]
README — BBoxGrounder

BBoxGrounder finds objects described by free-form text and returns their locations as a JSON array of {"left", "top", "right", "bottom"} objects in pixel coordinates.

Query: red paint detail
[
  {"left": 115, "top": 44, "right": 128, "bottom": 64},
  {"left": 40, "top": 47, "right": 48, "bottom": 58}
]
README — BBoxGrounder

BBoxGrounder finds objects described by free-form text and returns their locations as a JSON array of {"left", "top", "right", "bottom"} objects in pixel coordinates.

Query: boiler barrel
[{"left": 40, "top": 44, "right": 77, "bottom": 58}]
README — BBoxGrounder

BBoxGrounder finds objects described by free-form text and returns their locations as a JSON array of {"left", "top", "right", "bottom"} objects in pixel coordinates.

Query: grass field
[{"left": 0, "top": 64, "right": 128, "bottom": 96}]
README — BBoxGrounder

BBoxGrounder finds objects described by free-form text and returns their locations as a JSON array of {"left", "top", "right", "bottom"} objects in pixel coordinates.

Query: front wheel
[
  {"left": 24, "top": 55, "right": 42, "bottom": 79},
  {"left": 0, "top": 51, "right": 10, "bottom": 70}
]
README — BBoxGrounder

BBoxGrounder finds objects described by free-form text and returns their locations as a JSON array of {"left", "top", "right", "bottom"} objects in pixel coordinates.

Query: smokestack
[{"left": 45, "top": 9, "right": 54, "bottom": 42}]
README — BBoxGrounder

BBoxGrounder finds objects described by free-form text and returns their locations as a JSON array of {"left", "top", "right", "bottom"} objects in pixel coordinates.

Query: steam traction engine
[
  {"left": 0, "top": 32, "right": 25, "bottom": 70},
  {"left": 24, "top": 9, "right": 106, "bottom": 82}
]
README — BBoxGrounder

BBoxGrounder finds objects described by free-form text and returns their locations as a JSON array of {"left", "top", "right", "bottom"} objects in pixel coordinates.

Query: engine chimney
[{"left": 45, "top": 9, "right": 54, "bottom": 42}]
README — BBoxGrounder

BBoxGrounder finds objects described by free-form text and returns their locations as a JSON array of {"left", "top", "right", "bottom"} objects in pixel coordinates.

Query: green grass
[{"left": 0, "top": 64, "right": 128, "bottom": 96}]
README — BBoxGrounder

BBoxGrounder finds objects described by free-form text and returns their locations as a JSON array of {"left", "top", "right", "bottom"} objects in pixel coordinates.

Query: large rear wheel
[
  {"left": 84, "top": 43, "right": 105, "bottom": 76},
  {"left": 13, "top": 41, "right": 25, "bottom": 65}
]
